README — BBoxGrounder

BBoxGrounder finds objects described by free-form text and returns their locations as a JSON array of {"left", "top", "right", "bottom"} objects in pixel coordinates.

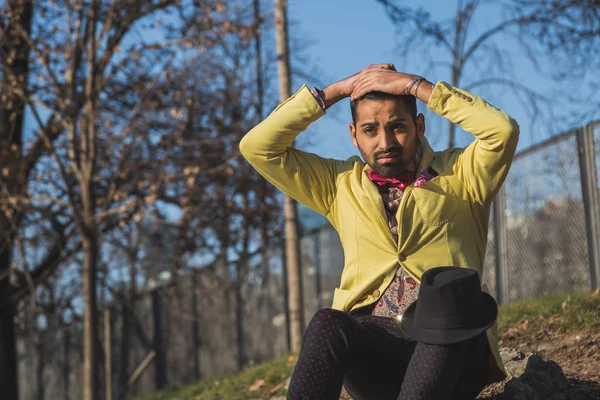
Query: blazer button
[
  {"left": 373, "top": 289, "right": 381, "bottom": 298},
  {"left": 399, "top": 255, "right": 407, "bottom": 262}
]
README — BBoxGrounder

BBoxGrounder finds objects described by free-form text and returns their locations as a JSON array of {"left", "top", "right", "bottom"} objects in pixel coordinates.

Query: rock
[
  {"left": 536, "top": 342, "right": 555, "bottom": 352},
  {"left": 501, "top": 348, "right": 528, "bottom": 378},
  {"left": 498, "top": 349, "right": 569, "bottom": 400},
  {"left": 500, "top": 347, "right": 526, "bottom": 363}
]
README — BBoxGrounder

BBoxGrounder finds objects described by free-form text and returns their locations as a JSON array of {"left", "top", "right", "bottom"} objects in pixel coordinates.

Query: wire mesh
[{"left": 503, "top": 132, "right": 591, "bottom": 302}]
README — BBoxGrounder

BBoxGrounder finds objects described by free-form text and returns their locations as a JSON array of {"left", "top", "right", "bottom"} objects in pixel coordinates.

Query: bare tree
[
  {"left": 0, "top": 2, "right": 72, "bottom": 398},
  {"left": 509, "top": 0, "right": 600, "bottom": 123},
  {"left": 274, "top": 0, "right": 305, "bottom": 354},
  {"left": 376, "top": 0, "right": 552, "bottom": 147},
  {"left": 3, "top": 1, "right": 236, "bottom": 398},
  {"left": 5, "top": 1, "right": 286, "bottom": 398}
]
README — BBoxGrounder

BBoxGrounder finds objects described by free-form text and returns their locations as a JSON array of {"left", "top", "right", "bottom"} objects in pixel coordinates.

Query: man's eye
[
  {"left": 364, "top": 128, "right": 375, "bottom": 135},
  {"left": 393, "top": 124, "right": 405, "bottom": 131}
]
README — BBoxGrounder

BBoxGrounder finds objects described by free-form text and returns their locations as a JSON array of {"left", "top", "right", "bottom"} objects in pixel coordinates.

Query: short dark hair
[{"left": 350, "top": 92, "right": 417, "bottom": 124}]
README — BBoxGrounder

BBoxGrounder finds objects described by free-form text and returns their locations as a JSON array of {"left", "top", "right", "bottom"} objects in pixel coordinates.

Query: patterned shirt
[{"left": 370, "top": 143, "right": 429, "bottom": 318}]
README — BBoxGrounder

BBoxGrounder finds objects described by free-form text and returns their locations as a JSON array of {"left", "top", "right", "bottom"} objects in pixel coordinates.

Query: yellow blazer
[{"left": 240, "top": 81, "right": 519, "bottom": 383}]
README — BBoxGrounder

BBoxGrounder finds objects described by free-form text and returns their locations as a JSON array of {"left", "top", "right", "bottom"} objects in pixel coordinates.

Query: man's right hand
[{"left": 321, "top": 64, "right": 396, "bottom": 109}]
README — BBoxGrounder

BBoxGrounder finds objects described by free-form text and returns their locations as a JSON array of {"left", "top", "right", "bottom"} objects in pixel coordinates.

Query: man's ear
[
  {"left": 349, "top": 123, "right": 358, "bottom": 148},
  {"left": 415, "top": 113, "right": 426, "bottom": 139}
]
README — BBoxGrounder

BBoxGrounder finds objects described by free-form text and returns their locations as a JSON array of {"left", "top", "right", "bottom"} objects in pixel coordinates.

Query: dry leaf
[
  {"left": 248, "top": 378, "right": 265, "bottom": 392},
  {"left": 270, "top": 382, "right": 284, "bottom": 394}
]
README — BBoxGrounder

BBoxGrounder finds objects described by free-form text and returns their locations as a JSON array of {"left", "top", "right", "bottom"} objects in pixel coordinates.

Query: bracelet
[
  {"left": 404, "top": 76, "right": 423, "bottom": 95},
  {"left": 414, "top": 78, "right": 424, "bottom": 98},
  {"left": 404, "top": 77, "right": 418, "bottom": 95}
]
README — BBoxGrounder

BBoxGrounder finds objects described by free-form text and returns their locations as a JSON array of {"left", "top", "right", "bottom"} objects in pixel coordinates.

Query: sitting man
[{"left": 240, "top": 64, "right": 519, "bottom": 399}]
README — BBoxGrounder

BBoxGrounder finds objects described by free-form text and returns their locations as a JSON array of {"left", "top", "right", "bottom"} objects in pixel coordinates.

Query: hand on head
[
  {"left": 351, "top": 68, "right": 412, "bottom": 100},
  {"left": 336, "top": 64, "right": 397, "bottom": 99},
  {"left": 322, "top": 64, "right": 427, "bottom": 109}
]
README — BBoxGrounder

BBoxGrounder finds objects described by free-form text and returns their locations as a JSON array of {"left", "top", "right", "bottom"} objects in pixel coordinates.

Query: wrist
[{"left": 322, "top": 82, "right": 346, "bottom": 109}]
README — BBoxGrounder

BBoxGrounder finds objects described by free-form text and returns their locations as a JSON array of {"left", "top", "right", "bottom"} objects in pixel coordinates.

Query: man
[{"left": 240, "top": 64, "right": 519, "bottom": 399}]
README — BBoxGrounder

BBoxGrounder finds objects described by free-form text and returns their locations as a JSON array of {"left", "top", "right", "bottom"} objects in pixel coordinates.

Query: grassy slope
[
  {"left": 139, "top": 354, "right": 297, "bottom": 400},
  {"left": 497, "top": 291, "right": 599, "bottom": 333},
  {"left": 139, "top": 290, "right": 600, "bottom": 400}
]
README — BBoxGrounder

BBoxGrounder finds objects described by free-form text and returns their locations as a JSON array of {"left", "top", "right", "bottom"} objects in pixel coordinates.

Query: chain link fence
[{"left": 489, "top": 121, "right": 600, "bottom": 303}]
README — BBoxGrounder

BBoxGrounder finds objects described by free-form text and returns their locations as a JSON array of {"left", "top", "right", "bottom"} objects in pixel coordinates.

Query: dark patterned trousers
[{"left": 287, "top": 308, "right": 490, "bottom": 400}]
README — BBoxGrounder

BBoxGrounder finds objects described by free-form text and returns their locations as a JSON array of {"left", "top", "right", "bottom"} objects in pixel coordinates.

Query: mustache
[{"left": 374, "top": 149, "right": 402, "bottom": 159}]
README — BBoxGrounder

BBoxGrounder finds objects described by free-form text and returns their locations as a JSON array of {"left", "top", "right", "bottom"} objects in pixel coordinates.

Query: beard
[{"left": 358, "top": 146, "right": 412, "bottom": 178}]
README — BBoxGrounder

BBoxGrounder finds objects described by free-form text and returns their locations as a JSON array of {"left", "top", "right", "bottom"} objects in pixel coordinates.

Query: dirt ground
[{"left": 478, "top": 320, "right": 600, "bottom": 399}]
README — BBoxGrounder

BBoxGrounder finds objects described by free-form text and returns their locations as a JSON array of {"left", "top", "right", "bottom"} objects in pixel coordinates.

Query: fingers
[
  {"left": 352, "top": 64, "right": 395, "bottom": 84},
  {"left": 345, "top": 65, "right": 398, "bottom": 99},
  {"left": 351, "top": 69, "right": 403, "bottom": 100},
  {"left": 351, "top": 77, "right": 376, "bottom": 100},
  {"left": 365, "top": 63, "right": 396, "bottom": 71}
]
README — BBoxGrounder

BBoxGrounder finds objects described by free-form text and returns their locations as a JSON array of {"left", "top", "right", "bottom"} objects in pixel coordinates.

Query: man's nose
[{"left": 378, "top": 129, "right": 397, "bottom": 151}]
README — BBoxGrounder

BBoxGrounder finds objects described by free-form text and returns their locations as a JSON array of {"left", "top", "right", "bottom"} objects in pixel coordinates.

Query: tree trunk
[
  {"left": 82, "top": 231, "right": 100, "bottom": 400},
  {"left": 118, "top": 249, "right": 137, "bottom": 394},
  {"left": 118, "top": 303, "right": 129, "bottom": 396},
  {"left": 0, "top": 249, "right": 18, "bottom": 400},
  {"left": 36, "top": 336, "right": 45, "bottom": 400},
  {"left": 63, "top": 325, "right": 71, "bottom": 400},
  {"left": 191, "top": 272, "right": 201, "bottom": 380},
  {"left": 151, "top": 291, "right": 166, "bottom": 389},
  {"left": 81, "top": 1, "right": 100, "bottom": 397},
  {"left": 0, "top": 2, "right": 33, "bottom": 398},
  {"left": 275, "top": 0, "right": 305, "bottom": 353},
  {"left": 254, "top": 0, "right": 275, "bottom": 319},
  {"left": 235, "top": 190, "right": 251, "bottom": 370},
  {"left": 234, "top": 280, "right": 245, "bottom": 370},
  {"left": 104, "top": 309, "right": 112, "bottom": 400}
]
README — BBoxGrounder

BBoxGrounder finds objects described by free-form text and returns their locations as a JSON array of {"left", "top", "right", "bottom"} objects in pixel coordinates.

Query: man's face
[{"left": 350, "top": 98, "right": 425, "bottom": 177}]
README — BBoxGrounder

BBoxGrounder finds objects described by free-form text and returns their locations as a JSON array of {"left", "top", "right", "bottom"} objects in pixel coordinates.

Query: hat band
[{"left": 417, "top": 313, "right": 480, "bottom": 330}]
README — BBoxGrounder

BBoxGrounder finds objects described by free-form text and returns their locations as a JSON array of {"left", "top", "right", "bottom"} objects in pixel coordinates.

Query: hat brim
[{"left": 399, "top": 292, "right": 498, "bottom": 345}]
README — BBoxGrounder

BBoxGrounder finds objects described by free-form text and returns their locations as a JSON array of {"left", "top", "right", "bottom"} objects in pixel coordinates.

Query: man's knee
[{"left": 305, "top": 308, "right": 355, "bottom": 342}]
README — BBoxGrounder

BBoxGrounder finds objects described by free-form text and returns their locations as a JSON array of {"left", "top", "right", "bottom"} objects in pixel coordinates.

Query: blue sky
[{"left": 287, "top": 0, "right": 598, "bottom": 160}]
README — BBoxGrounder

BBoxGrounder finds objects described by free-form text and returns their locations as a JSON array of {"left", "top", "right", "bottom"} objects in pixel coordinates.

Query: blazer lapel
[{"left": 360, "top": 163, "right": 396, "bottom": 244}]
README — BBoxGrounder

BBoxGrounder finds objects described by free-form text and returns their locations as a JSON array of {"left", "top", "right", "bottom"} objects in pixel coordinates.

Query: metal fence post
[
  {"left": 314, "top": 230, "right": 322, "bottom": 310},
  {"left": 281, "top": 239, "right": 291, "bottom": 352},
  {"left": 576, "top": 125, "right": 600, "bottom": 290},
  {"left": 493, "top": 187, "right": 508, "bottom": 304}
]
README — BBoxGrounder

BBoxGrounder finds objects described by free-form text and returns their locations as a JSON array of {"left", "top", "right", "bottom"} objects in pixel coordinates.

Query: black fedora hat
[{"left": 399, "top": 267, "right": 498, "bottom": 345}]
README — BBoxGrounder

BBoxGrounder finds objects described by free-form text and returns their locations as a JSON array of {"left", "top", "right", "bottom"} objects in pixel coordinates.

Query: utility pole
[{"left": 274, "top": 0, "right": 305, "bottom": 353}]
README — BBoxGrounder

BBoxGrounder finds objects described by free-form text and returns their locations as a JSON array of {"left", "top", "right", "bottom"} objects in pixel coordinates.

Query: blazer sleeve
[
  {"left": 239, "top": 85, "right": 354, "bottom": 216},
  {"left": 428, "top": 82, "right": 520, "bottom": 205}
]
